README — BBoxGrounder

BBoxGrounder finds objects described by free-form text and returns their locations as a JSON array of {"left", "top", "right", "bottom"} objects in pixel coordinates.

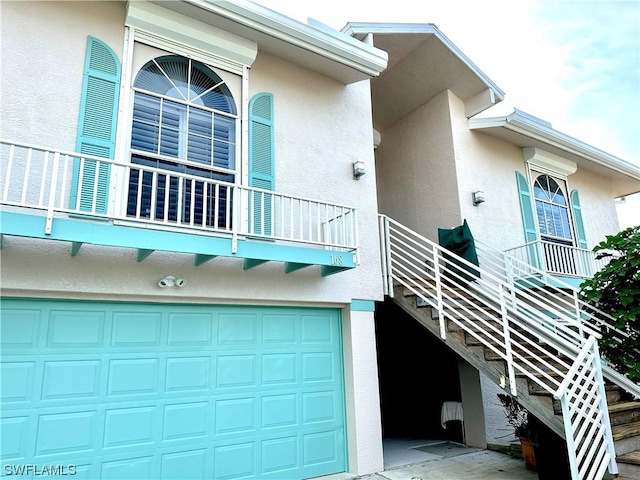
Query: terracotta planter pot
[{"left": 518, "top": 436, "right": 537, "bottom": 471}]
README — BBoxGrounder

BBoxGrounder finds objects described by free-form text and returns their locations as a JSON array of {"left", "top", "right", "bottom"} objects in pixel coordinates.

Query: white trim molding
[
  {"left": 523, "top": 147, "right": 577, "bottom": 176},
  {"left": 126, "top": 1, "right": 257, "bottom": 74}
]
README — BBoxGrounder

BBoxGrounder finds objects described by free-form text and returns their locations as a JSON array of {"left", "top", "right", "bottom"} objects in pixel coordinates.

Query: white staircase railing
[
  {"left": 379, "top": 215, "right": 618, "bottom": 480},
  {"left": 475, "top": 238, "right": 640, "bottom": 399}
]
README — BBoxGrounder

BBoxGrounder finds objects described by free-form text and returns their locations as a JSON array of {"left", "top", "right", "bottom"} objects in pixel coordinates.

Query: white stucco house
[{"left": 1, "top": 2, "right": 639, "bottom": 480}]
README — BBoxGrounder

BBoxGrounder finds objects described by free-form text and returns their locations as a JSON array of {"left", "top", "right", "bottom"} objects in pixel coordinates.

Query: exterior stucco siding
[
  {"left": 375, "top": 90, "right": 461, "bottom": 241},
  {"left": 1, "top": 1, "right": 126, "bottom": 151}
]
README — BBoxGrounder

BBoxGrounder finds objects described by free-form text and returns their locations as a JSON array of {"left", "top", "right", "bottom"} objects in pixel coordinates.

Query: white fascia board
[
  {"left": 343, "top": 22, "right": 505, "bottom": 102},
  {"left": 469, "top": 110, "right": 640, "bottom": 181},
  {"left": 183, "top": 0, "right": 388, "bottom": 78}
]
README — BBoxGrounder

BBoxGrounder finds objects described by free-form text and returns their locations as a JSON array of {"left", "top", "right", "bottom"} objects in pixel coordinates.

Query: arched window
[
  {"left": 127, "top": 56, "right": 237, "bottom": 227},
  {"left": 533, "top": 174, "right": 573, "bottom": 245}
]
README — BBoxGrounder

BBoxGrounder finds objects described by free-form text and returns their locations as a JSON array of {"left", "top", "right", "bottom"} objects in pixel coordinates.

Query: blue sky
[{"left": 254, "top": 0, "right": 640, "bottom": 227}]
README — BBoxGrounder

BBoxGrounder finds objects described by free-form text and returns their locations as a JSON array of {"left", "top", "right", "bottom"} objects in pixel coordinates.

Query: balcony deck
[{"left": 0, "top": 140, "right": 358, "bottom": 276}]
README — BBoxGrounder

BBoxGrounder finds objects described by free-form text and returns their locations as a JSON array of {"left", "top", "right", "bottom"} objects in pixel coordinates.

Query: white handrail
[{"left": 378, "top": 214, "right": 617, "bottom": 480}]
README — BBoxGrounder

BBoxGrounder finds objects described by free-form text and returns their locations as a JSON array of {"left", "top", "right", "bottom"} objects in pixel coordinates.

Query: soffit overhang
[
  {"left": 469, "top": 110, "right": 640, "bottom": 197},
  {"left": 146, "top": 0, "right": 388, "bottom": 84},
  {"left": 342, "top": 22, "right": 505, "bottom": 130}
]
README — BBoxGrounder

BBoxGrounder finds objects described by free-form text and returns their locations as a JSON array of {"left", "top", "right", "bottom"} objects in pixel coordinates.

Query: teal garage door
[{"left": 0, "top": 299, "right": 346, "bottom": 479}]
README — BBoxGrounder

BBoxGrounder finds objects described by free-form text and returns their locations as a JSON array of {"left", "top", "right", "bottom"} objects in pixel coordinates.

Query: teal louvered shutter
[
  {"left": 570, "top": 189, "right": 588, "bottom": 249},
  {"left": 516, "top": 171, "right": 541, "bottom": 268},
  {"left": 249, "top": 93, "right": 274, "bottom": 235},
  {"left": 70, "top": 36, "right": 120, "bottom": 214}
]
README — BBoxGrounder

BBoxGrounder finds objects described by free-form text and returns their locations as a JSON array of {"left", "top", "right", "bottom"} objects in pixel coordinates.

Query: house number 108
[{"left": 331, "top": 255, "right": 344, "bottom": 266}]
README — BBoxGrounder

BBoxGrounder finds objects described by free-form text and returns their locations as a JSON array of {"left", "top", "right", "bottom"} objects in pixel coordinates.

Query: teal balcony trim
[
  {"left": 0, "top": 211, "right": 356, "bottom": 273},
  {"left": 350, "top": 299, "right": 375, "bottom": 312}
]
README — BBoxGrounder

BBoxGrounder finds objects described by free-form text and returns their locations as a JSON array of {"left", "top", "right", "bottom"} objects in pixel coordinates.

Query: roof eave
[
  {"left": 177, "top": 0, "right": 388, "bottom": 82},
  {"left": 342, "top": 22, "right": 506, "bottom": 103},
  {"left": 470, "top": 110, "right": 640, "bottom": 187}
]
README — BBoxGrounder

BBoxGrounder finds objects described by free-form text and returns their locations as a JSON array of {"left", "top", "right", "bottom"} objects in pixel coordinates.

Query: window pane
[
  {"left": 159, "top": 101, "right": 185, "bottom": 158},
  {"left": 187, "top": 108, "right": 213, "bottom": 165},
  {"left": 213, "top": 115, "right": 235, "bottom": 170},
  {"left": 131, "top": 94, "right": 161, "bottom": 153}
]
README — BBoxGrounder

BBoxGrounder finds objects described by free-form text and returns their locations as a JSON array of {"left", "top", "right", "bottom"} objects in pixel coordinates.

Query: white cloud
[{"left": 254, "top": 0, "right": 640, "bottom": 164}]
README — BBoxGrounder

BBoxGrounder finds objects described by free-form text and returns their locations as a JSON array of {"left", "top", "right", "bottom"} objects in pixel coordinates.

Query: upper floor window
[
  {"left": 127, "top": 56, "right": 238, "bottom": 227},
  {"left": 131, "top": 56, "right": 237, "bottom": 170},
  {"left": 532, "top": 173, "right": 573, "bottom": 245}
]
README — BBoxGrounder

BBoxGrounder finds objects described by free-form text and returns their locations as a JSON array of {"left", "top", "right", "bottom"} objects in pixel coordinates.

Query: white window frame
[{"left": 112, "top": 25, "right": 251, "bottom": 223}]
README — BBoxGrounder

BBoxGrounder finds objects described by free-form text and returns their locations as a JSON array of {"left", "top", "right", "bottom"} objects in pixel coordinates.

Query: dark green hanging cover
[{"left": 437, "top": 219, "right": 480, "bottom": 283}]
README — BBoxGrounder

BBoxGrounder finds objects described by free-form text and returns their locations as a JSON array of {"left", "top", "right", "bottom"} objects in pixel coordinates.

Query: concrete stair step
[
  {"left": 609, "top": 401, "right": 640, "bottom": 426},
  {"left": 618, "top": 463, "right": 640, "bottom": 479},
  {"left": 613, "top": 420, "right": 640, "bottom": 443},
  {"left": 617, "top": 450, "right": 640, "bottom": 479},
  {"left": 618, "top": 450, "right": 640, "bottom": 465},
  {"left": 607, "top": 384, "right": 627, "bottom": 404}
]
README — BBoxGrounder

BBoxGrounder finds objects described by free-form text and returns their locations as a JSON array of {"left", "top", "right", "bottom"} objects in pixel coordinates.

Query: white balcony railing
[
  {"left": 505, "top": 240, "right": 608, "bottom": 279},
  {"left": 0, "top": 140, "right": 359, "bottom": 255}
]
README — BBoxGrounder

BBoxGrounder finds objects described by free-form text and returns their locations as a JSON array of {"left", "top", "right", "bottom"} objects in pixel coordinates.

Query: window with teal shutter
[
  {"left": 570, "top": 189, "right": 588, "bottom": 249},
  {"left": 516, "top": 171, "right": 541, "bottom": 268},
  {"left": 70, "top": 36, "right": 120, "bottom": 214},
  {"left": 249, "top": 93, "right": 274, "bottom": 236}
]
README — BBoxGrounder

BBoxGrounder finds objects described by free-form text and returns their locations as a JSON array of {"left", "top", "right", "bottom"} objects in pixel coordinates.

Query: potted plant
[{"left": 497, "top": 393, "right": 537, "bottom": 471}]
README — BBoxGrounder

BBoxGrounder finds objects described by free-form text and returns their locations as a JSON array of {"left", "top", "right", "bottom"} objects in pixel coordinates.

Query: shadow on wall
[{"left": 375, "top": 298, "right": 463, "bottom": 441}]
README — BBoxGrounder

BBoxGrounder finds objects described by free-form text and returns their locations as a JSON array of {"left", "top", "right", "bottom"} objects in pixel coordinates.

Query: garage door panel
[
  {"left": 107, "top": 358, "right": 159, "bottom": 396},
  {"left": 167, "top": 312, "right": 214, "bottom": 346},
  {"left": 47, "top": 310, "right": 106, "bottom": 348},
  {"left": 0, "top": 415, "right": 30, "bottom": 461},
  {"left": 165, "top": 356, "right": 212, "bottom": 392},
  {"left": 111, "top": 312, "right": 163, "bottom": 347},
  {"left": 0, "top": 300, "right": 346, "bottom": 479},
  {"left": 0, "top": 309, "right": 40, "bottom": 348},
  {"left": 0, "top": 361, "right": 35, "bottom": 402}
]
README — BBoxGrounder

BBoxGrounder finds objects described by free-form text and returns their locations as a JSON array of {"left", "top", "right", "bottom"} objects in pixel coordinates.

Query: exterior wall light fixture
[
  {"left": 472, "top": 190, "right": 485, "bottom": 206},
  {"left": 158, "top": 275, "right": 187, "bottom": 288},
  {"left": 353, "top": 160, "right": 366, "bottom": 179}
]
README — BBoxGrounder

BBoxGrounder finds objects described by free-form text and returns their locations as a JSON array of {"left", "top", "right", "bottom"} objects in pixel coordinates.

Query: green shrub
[{"left": 579, "top": 225, "right": 640, "bottom": 381}]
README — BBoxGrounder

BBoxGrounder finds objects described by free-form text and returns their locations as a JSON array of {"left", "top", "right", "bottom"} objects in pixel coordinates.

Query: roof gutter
[{"left": 181, "top": 0, "right": 388, "bottom": 78}]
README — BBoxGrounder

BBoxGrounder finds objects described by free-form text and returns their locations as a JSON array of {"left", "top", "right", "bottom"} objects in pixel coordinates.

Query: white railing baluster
[
  {"left": 225, "top": 185, "right": 231, "bottom": 231},
  {"left": 21, "top": 147, "right": 31, "bottom": 205},
  {"left": 39, "top": 151, "right": 49, "bottom": 207},
  {"left": 59, "top": 155, "right": 70, "bottom": 209},
  {"left": 189, "top": 180, "right": 195, "bottom": 227},
  {"left": 45, "top": 152, "right": 60, "bottom": 234},
  {"left": 149, "top": 171, "right": 158, "bottom": 221},
  {"left": 3, "top": 144, "right": 15, "bottom": 203},
  {"left": 499, "top": 287, "right": 517, "bottom": 396},
  {"left": 91, "top": 160, "right": 101, "bottom": 213},
  {"left": 271, "top": 193, "right": 275, "bottom": 238}
]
